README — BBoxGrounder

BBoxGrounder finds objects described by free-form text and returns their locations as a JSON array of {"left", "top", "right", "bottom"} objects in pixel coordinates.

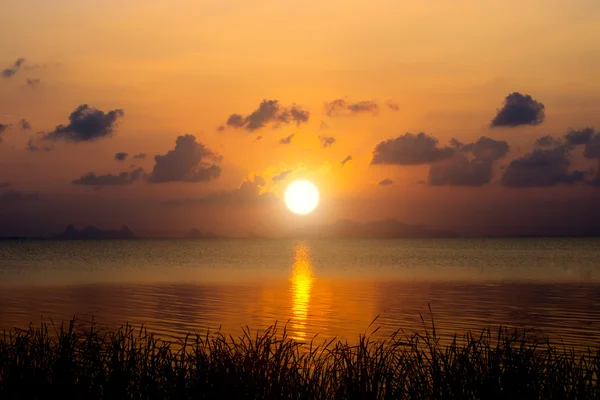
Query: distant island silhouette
[
  {"left": 8, "top": 219, "right": 593, "bottom": 239},
  {"left": 53, "top": 224, "right": 136, "bottom": 240}
]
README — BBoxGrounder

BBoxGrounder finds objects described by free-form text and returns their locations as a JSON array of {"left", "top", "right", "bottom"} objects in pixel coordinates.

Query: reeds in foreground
[{"left": 1, "top": 317, "right": 599, "bottom": 399}]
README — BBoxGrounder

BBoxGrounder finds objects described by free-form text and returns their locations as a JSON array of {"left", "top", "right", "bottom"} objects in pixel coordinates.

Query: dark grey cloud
[
  {"left": 43, "top": 104, "right": 124, "bottom": 142},
  {"left": 371, "top": 132, "right": 455, "bottom": 165},
  {"left": 490, "top": 92, "right": 545, "bottom": 127},
  {"left": 583, "top": 131, "right": 600, "bottom": 159},
  {"left": 319, "top": 135, "right": 336, "bottom": 148},
  {"left": 0, "top": 190, "right": 39, "bottom": 205},
  {"left": 564, "top": 128, "right": 594, "bottom": 146},
  {"left": 347, "top": 101, "right": 380, "bottom": 114},
  {"left": 279, "top": 134, "right": 295, "bottom": 145},
  {"left": 226, "top": 114, "right": 245, "bottom": 128},
  {"left": 379, "top": 179, "right": 393, "bottom": 186},
  {"left": 27, "top": 139, "right": 52, "bottom": 152},
  {"left": 428, "top": 137, "right": 509, "bottom": 186},
  {"left": 429, "top": 155, "right": 493, "bottom": 187},
  {"left": 535, "top": 135, "right": 562, "bottom": 147},
  {"left": 164, "top": 176, "right": 276, "bottom": 206},
  {"left": 449, "top": 138, "right": 468, "bottom": 150},
  {"left": 115, "top": 152, "right": 128, "bottom": 161},
  {"left": 470, "top": 137, "right": 510, "bottom": 160},
  {"left": 224, "top": 100, "right": 310, "bottom": 131},
  {"left": 288, "top": 107, "right": 310, "bottom": 124},
  {"left": 147, "top": 134, "right": 221, "bottom": 183},
  {"left": 25, "top": 78, "right": 41, "bottom": 87},
  {"left": 325, "top": 99, "right": 379, "bottom": 117},
  {"left": 19, "top": 119, "right": 31, "bottom": 130},
  {"left": 341, "top": 155, "right": 353, "bottom": 167},
  {"left": 501, "top": 145, "right": 586, "bottom": 187},
  {"left": 272, "top": 170, "right": 293, "bottom": 182},
  {"left": 535, "top": 128, "right": 596, "bottom": 148},
  {"left": 385, "top": 100, "right": 399, "bottom": 112},
  {"left": 583, "top": 131, "right": 600, "bottom": 189},
  {"left": 72, "top": 168, "right": 143, "bottom": 187},
  {"left": 2, "top": 58, "right": 25, "bottom": 78},
  {"left": 132, "top": 153, "right": 147, "bottom": 159}
]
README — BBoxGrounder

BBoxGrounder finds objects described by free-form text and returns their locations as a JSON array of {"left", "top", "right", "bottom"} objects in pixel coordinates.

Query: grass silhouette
[{"left": 1, "top": 313, "right": 599, "bottom": 399}]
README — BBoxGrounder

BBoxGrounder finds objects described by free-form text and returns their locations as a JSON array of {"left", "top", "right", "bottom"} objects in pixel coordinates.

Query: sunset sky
[{"left": 1, "top": 0, "right": 600, "bottom": 237}]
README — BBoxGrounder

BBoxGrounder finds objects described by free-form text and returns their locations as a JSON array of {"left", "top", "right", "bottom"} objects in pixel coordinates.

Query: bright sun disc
[{"left": 284, "top": 180, "right": 320, "bottom": 215}]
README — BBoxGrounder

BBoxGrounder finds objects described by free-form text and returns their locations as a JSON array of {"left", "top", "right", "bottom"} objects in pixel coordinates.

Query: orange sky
[{"left": 1, "top": 0, "right": 600, "bottom": 237}]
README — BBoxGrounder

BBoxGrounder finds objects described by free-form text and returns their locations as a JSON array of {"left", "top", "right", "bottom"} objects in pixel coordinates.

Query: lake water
[{"left": 1, "top": 239, "right": 600, "bottom": 350}]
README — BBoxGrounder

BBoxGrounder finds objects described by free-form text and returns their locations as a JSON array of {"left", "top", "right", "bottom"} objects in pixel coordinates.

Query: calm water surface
[{"left": 1, "top": 239, "right": 600, "bottom": 349}]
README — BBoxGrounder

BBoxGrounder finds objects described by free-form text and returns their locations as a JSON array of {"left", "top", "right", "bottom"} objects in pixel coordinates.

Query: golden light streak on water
[{"left": 289, "top": 242, "right": 315, "bottom": 341}]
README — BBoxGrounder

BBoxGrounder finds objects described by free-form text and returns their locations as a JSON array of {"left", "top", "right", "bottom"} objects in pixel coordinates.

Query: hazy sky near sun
[{"left": 1, "top": 0, "right": 600, "bottom": 237}]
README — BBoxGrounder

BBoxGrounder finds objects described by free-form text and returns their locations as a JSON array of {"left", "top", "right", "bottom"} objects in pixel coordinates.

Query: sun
[{"left": 284, "top": 180, "right": 320, "bottom": 215}]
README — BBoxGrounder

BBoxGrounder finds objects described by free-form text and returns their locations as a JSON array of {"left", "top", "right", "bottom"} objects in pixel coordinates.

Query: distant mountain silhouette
[
  {"left": 183, "top": 228, "right": 220, "bottom": 239},
  {"left": 54, "top": 224, "right": 136, "bottom": 240},
  {"left": 288, "top": 218, "right": 456, "bottom": 239}
]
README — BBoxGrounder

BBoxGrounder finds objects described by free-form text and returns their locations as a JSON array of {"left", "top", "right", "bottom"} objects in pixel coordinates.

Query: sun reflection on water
[{"left": 289, "top": 241, "right": 315, "bottom": 341}]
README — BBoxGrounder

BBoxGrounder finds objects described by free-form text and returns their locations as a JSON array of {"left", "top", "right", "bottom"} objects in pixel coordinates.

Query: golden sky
[{"left": 1, "top": 0, "right": 600, "bottom": 237}]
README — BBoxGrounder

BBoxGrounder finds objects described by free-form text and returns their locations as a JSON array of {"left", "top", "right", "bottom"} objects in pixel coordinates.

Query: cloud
[
  {"left": 132, "top": 153, "right": 147, "bottom": 159},
  {"left": 27, "top": 139, "right": 52, "bottom": 152},
  {"left": 115, "top": 152, "right": 128, "bottom": 161},
  {"left": 470, "top": 137, "right": 510, "bottom": 160},
  {"left": 288, "top": 107, "right": 310, "bottom": 125},
  {"left": 490, "top": 92, "right": 545, "bottom": 127},
  {"left": 164, "top": 175, "right": 276, "bottom": 206},
  {"left": 449, "top": 138, "right": 468, "bottom": 150},
  {"left": 224, "top": 100, "right": 310, "bottom": 131},
  {"left": 2, "top": 58, "right": 25, "bottom": 78},
  {"left": 0, "top": 183, "right": 11, "bottom": 189},
  {"left": 385, "top": 100, "right": 399, "bottom": 112},
  {"left": 371, "top": 132, "right": 455, "bottom": 165},
  {"left": 428, "top": 137, "right": 509, "bottom": 186},
  {"left": 19, "top": 119, "right": 31, "bottom": 130},
  {"left": 25, "top": 78, "right": 41, "bottom": 87},
  {"left": 347, "top": 101, "right": 380, "bottom": 114},
  {"left": 341, "top": 155, "right": 353, "bottom": 167},
  {"left": 501, "top": 145, "right": 586, "bottom": 187},
  {"left": 583, "top": 130, "right": 600, "bottom": 160},
  {"left": 272, "top": 170, "right": 293, "bottom": 182},
  {"left": 324, "top": 99, "right": 379, "bottom": 117},
  {"left": 43, "top": 104, "right": 124, "bottom": 142},
  {"left": 319, "top": 135, "right": 336, "bottom": 148},
  {"left": 72, "top": 168, "right": 143, "bottom": 187},
  {"left": 429, "top": 155, "right": 493, "bottom": 187},
  {"left": 564, "top": 127, "right": 594, "bottom": 146},
  {"left": 379, "top": 179, "right": 394, "bottom": 186},
  {"left": 0, "top": 189, "right": 39, "bottom": 205},
  {"left": 226, "top": 114, "right": 245, "bottom": 128},
  {"left": 279, "top": 134, "right": 295, "bottom": 145},
  {"left": 253, "top": 136, "right": 263, "bottom": 143},
  {"left": 147, "top": 134, "right": 221, "bottom": 183},
  {"left": 535, "top": 135, "right": 562, "bottom": 147}
]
